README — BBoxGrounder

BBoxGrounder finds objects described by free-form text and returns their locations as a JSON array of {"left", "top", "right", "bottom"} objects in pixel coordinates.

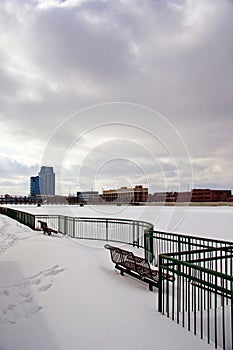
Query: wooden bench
[
  {"left": 38, "top": 220, "right": 58, "bottom": 236},
  {"left": 104, "top": 244, "right": 175, "bottom": 291}
]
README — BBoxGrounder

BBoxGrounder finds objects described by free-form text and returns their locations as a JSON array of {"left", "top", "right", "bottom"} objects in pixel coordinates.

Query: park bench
[
  {"left": 104, "top": 244, "right": 175, "bottom": 291},
  {"left": 38, "top": 220, "right": 58, "bottom": 236}
]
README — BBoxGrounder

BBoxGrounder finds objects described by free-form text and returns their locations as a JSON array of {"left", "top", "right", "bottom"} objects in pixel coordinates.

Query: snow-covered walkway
[{"left": 0, "top": 214, "right": 214, "bottom": 350}]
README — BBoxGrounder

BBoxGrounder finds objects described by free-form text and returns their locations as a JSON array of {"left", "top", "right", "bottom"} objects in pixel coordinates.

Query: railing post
[
  {"left": 136, "top": 222, "right": 139, "bottom": 247},
  {"left": 58, "top": 216, "right": 61, "bottom": 233},
  {"left": 73, "top": 217, "right": 75, "bottom": 238},
  {"left": 144, "top": 231, "right": 148, "bottom": 261},
  {"left": 158, "top": 254, "right": 163, "bottom": 312},
  {"left": 32, "top": 214, "right": 36, "bottom": 230},
  {"left": 133, "top": 221, "right": 135, "bottom": 245},
  {"left": 133, "top": 221, "right": 139, "bottom": 247},
  {"left": 106, "top": 219, "right": 108, "bottom": 241},
  {"left": 149, "top": 229, "right": 154, "bottom": 263},
  {"left": 178, "top": 235, "right": 181, "bottom": 255},
  {"left": 144, "top": 228, "right": 154, "bottom": 263},
  {"left": 64, "top": 216, "right": 68, "bottom": 235}
]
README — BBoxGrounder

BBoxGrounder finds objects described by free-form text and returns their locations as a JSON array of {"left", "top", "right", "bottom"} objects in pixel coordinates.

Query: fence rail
[
  {"left": 143, "top": 230, "right": 233, "bottom": 350},
  {"left": 0, "top": 206, "right": 35, "bottom": 229},
  {"left": 144, "top": 229, "right": 232, "bottom": 266},
  {"left": 34, "top": 214, "right": 153, "bottom": 248},
  {"left": 0, "top": 207, "right": 153, "bottom": 249},
  {"left": 159, "top": 247, "right": 233, "bottom": 350}
]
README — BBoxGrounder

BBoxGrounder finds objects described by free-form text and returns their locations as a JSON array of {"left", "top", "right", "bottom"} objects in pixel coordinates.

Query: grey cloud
[
  {"left": 0, "top": 158, "right": 39, "bottom": 194},
  {"left": 0, "top": 0, "right": 232, "bottom": 194},
  {"left": 0, "top": 158, "right": 39, "bottom": 178},
  {"left": 30, "top": 4, "right": 134, "bottom": 82}
]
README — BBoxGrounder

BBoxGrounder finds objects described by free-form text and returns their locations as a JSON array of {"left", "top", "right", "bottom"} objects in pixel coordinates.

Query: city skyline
[
  {"left": 1, "top": 173, "right": 233, "bottom": 200},
  {"left": 30, "top": 166, "right": 55, "bottom": 196},
  {"left": 0, "top": 0, "right": 232, "bottom": 195}
]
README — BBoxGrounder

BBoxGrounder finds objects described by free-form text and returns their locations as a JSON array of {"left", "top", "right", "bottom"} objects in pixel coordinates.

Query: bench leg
[
  {"left": 149, "top": 284, "right": 153, "bottom": 291},
  {"left": 120, "top": 270, "right": 124, "bottom": 276}
]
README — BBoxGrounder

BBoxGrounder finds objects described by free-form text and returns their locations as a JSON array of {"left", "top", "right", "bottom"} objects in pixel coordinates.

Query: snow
[
  {"left": 0, "top": 205, "right": 232, "bottom": 350},
  {"left": 13, "top": 203, "right": 233, "bottom": 241}
]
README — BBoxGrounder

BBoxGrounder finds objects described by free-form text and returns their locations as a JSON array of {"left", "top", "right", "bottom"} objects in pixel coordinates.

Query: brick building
[
  {"left": 191, "top": 189, "right": 231, "bottom": 202},
  {"left": 148, "top": 189, "right": 232, "bottom": 203},
  {"left": 102, "top": 185, "right": 148, "bottom": 204}
]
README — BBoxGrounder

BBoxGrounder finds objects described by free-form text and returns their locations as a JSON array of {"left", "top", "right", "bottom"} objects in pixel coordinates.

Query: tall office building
[
  {"left": 30, "top": 176, "right": 40, "bottom": 197},
  {"left": 38, "top": 166, "right": 55, "bottom": 195}
]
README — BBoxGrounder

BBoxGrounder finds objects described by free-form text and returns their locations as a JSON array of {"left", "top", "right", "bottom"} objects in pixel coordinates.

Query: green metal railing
[
  {"left": 158, "top": 247, "right": 233, "bottom": 350},
  {"left": 0, "top": 207, "right": 154, "bottom": 249},
  {"left": 35, "top": 214, "right": 153, "bottom": 248},
  {"left": 0, "top": 206, "right": 35, "bottom": 229},
  {"left": 144, "top": 230, "right": 233, "bottom": 349},
  {"left": 144, "top": 230, "right": 232, "bottom": 266}
]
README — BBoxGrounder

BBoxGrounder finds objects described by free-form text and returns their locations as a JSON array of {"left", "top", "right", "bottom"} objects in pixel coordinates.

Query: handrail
[
  {"left": 0, "top": 207, "right": 153, "bottom": 249},
  {"left": 145, "top": 229, "right": 233, "bottom": 248},
  {"left": 35, "top": 214, "right": 153, "bottom": 249}
]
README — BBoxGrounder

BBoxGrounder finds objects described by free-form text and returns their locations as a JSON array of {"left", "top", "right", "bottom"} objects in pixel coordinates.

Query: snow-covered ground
[
  {"left": 11, "top": 203, "right": 233, "bottom": 241},
  {"left": 0, "top": 205, "right": 232, "bottom": 350}
]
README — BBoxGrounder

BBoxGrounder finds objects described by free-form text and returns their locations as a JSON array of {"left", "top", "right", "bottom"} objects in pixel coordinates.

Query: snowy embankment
[{"left": 1, "top": 205, "right": 232, "bottom": 350}]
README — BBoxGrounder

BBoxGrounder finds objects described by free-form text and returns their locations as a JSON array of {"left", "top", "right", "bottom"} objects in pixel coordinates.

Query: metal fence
[
  {"left": 0, "top": 206, "right": 35, "bottom": 229},
  {"left": 144, "top": 231, "right": 233, "bottom": 350},
  {"left": 0, "top": 207, "right": 153, "bottom": 248},
  {"left": 34, "top": 214, "right": 153, "bottom": 248},
  {"left": 159, "top": 247, "right": 233, "bottom": 350},
  {"left": 144, "top": 230, "right": 232, "bottom": 266}
]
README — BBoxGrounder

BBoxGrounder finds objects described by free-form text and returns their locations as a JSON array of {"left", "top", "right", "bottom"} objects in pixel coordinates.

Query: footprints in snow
[
  {"left": 0, "top": 230, "right": 19, "bottom": 254},
  {"left": 0, "top": 265, "right": 64, "bottom": 329},
  {"left": 0, "top": 220, "right": 26, "bottom": 254}
]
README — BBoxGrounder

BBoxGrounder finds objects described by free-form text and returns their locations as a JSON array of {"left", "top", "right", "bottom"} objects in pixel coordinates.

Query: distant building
[
  {"left": 30, "top": 176, "right": 40, "bottom": 197},
  {"left": 191, "top": 189, "right": 231, "bottom": 202},
  {"left": 38, "top": 166, "right": 55, "bottom": 195},
  {"left": 148, "top": 189, "right": 231, "bottom": 203},
  {"left": 175, "top": 191, "right": 192, "bottom": 202},
  {"left": 102, "top": 185, "right": 148, "bottom": 204},
  {"left": 77, "top": 191, "right": 100, "bottom": 204},
  {"left": 30, "top": 166, "right": 55, "bottom": 197},
  {"left": 148, "top": 192, "right": 176, "bottom": 202},
  {"left": 0, "top": 194, "right": 36, "bottom": 204}
]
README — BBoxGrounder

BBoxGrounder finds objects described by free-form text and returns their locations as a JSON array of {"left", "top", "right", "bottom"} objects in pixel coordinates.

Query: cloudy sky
[{"left": 0, "top": 0, "right": 232, "bottom": 196}]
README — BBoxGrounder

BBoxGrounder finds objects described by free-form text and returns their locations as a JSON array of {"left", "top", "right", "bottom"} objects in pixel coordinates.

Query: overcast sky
[{"left": 0, "top": 0, "right": 232, "bottom": 196}]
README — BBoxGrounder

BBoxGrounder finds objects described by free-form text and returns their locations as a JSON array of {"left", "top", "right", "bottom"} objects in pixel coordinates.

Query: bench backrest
[
  {"left": 106, "top": 245, "right": 133, "bottom": 264},
  {"left": 38, "top": 221, "right": 48, "bottom": 230},
  {"left": 105, "top": 244, "right": 174, "bottom": 283},
  {"left": 105, "top": 244, "right": 154, "bottom": 276}
]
